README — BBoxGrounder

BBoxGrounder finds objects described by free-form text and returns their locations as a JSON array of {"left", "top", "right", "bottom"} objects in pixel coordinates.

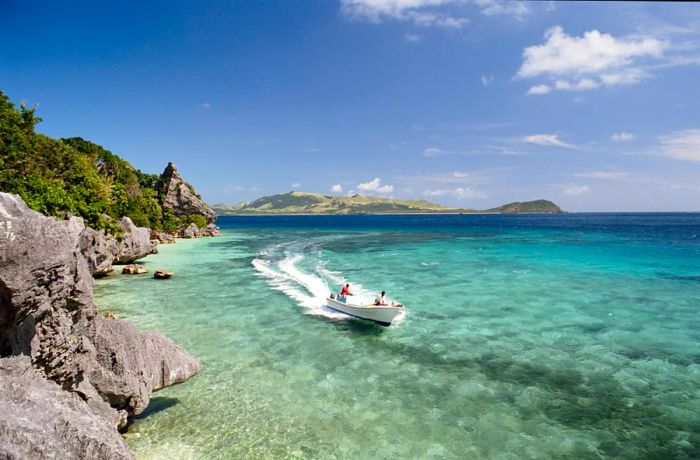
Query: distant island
[{"left": 213, "top": 191, "right": 563, "bottom": 215}]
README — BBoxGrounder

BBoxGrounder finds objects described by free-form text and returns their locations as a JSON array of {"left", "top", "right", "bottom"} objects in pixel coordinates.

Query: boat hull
[{"left": 326, "top": 297, "right": 403, "bottom": 326}]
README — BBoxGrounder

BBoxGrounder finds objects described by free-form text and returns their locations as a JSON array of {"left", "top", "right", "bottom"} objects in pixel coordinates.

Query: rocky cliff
[
  {"left": 161, "top": 162, "right": 216, "bottom": 224},
  {"left": 0, "top": 192, "right": 202, "bottom": 458}
]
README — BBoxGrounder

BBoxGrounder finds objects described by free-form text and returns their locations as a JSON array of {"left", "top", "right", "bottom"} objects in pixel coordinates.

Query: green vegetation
[
  {"left": 213, "top": 192, "right": 563, "bottom": 215},
  {"left": 0, "top": 90, "right": 207, "bottom": 235}
]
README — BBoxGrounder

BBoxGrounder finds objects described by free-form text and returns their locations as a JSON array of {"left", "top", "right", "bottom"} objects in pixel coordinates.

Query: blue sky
[{"left": 1, "top": 1, "right": 699, "bottom": 211}]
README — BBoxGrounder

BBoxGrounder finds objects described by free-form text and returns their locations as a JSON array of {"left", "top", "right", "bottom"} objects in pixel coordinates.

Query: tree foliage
[{"left": 0, "top": 90, "right": 207, "bottom": 233}]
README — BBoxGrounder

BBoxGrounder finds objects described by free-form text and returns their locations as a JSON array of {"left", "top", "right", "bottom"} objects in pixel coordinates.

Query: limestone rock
[
  {"left": 115, "top": 217, "right": 157, "bottom": 264},
  {"left": 122, "top": 264, "right": 147, "bottom": 275},
  {"left": 80, "top": 226, "right": 119, "bottom": 277},
  {"left": 151, "top": 229, "right": 176, "bottom": 244},
  {"left": 160, "top": 162, "right": 216, "bottom": 224},
  {"left": 90, "top": 317, "right": 202, "bottom": 415},
  {"left": 0, "top": 192, "right": 201, "bottom": 442},
  {"left": 153, "top": 269, "right": 174, "bottom": 279},
  {"left": 180, "top": 222, "right": 201, "bottom": 239},
  {"left": 202, "top": 223, "right": 220, "bottom": 237},
  {"left": 0, "top": 356, "right": 134, "bottom": 460}
]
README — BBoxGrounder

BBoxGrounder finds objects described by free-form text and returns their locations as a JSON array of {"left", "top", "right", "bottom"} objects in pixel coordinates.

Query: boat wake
[{"left": 252, "top": 237, "right": 372, "bottom": 320}]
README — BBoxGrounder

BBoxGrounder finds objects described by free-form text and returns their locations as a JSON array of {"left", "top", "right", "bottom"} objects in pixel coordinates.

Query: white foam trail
[
  {"left": 252, "top": 240, "right": 348, "bottom": 320},
  {"left": 252, "top": 236, "right": 407, "bottom": 325}
]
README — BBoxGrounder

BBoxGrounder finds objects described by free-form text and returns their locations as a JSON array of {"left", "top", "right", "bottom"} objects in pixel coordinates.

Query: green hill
[
  {"left": 485, "top": 200, "right": 563, "bottom": 214},
  {"left": 213, "top": 192, "right": 563, "bottom": 215}
]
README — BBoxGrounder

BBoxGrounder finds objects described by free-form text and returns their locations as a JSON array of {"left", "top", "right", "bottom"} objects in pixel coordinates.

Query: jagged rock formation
[
  {"left": 161, "top": 162, "right": 216, "bottom": 224},
  {"left": 0, "top": 192, "right": 202, "bottom": 457},
  {"left": 115, "top": 217, "right": 157, "bottom": 264},
  {"left": 80, "top": 226, "right": 119, "bottom": 277},
  {"left": 0, "top": 356, "right": 134, "bottom": 460}
]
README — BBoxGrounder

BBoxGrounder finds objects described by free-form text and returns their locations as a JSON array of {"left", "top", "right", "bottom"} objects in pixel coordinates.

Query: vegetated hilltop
[
  {"left": 0, "top": 90, "right": 214, "bottom": 237},
  {"left": 213, "top": 191, "right": 563, "bottom": 215}
]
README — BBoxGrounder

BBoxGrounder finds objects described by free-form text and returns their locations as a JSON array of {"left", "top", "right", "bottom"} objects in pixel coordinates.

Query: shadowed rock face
[
  {"left": 80, "top": 226, "right": 119, "bottom": 277},
  {"left": 161, "top": 162, "right": 216, "bottom": 224},
  {"left": 0, "top": 356, "right": 134, "bottom": 460},
  {"left": 0, "top": 192, "right": 202, "bottom": 456}
]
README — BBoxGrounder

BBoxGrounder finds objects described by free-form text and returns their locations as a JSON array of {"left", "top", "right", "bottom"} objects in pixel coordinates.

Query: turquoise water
[{"left": 93, "top": 214, "right": 700, "bottom": 459}]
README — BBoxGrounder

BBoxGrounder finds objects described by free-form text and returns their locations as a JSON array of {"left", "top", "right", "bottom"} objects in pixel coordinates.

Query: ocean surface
[{"left": 93, "top": 213, "right": 700, "bottom": 459}]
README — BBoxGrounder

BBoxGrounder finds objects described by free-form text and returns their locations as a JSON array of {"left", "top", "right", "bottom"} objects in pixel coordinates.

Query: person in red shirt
[{"left": 339, "top": 283, "right": 352, "bottom": 301}]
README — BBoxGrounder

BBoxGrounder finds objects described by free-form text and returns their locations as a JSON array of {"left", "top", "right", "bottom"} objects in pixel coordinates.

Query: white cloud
[
  {"left": 576, "top": 171, "right": 630, "bottom": 181},
  {"left": 341, "top": 0, "right": 528, "bottom": 28},
  {"left": 291, "top": 182, "right": 301, "bottom": 189},
  {"left": 201, "top": 102, "right": 211, "bottom": 109},
  {"left": 523, "top": 134, "right": 575, "bottom": 149},
  {"left": 422, "top": 187, "right": 486, "bottom": 199},
  {"left": 564, "top": 185, "right": 590, "bottom": 195},
  {"left": 453, "top": 171, "right": 470, "bottom": 178},
  {"left": 403, "top": 33, "right": 421, "bottom": 42},
  {"left": 331, "top": 184, "right": 343, "bottom": 193},
  {"left": 481, "top": 74, "right": 494, "bottom": 86},
  {"left": 612, "top": 132, "right": 635, "bottom": 142},
  {"left": 554, "top": 78, "right": 600, "bottom": 91},
  {"left": 474, "top": 0, "right": 528, "bottom": 18},
  {"left": 518, "top": 26, "right": 668, "bottom": 94},
  {"left": 357, "top": 177, "right": 395, "bottom": 194},
  {"left": 527, "top": 84, "right": 551, "bottom": 95},
  {"left": 659, "top": 128, "right": 700, "bottom": 162},
  {"left": 423, "top": 146, "right": 447, "bottom": 157}
]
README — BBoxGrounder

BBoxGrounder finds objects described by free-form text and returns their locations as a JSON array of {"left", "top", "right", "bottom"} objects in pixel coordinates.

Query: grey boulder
[
  {"left": 0, "top": 356, "right": 134, "bottom": 460},
  {"left": 115, "top": 217, "right": 157, "bottom": 263}
]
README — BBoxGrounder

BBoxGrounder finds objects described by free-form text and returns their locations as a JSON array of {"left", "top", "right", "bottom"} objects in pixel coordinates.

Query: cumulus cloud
[
  {"left": 422, "top": 187, "right": 486, "bottom": 199},
  {"left": 518, "top": 26, "right": 668, "bottom": 94},
  {"left": 659, "top": 128, "right": 700, "bottom": 162},
  {"left": 564, "top": 185, "right": 590, "bottom": 195},
  {"left": 523, "top": 134, "right": 575, "bottom": 149},
  {"left": 612, "top": 132, "right": 635, "bottom": 142},
  {"left": 331, "top": 184, "right": 343, "bottom": 193},
  {"left": 291, "top": 182, "right": 301, "bottom": 189},
  {"left": 357, "top": 177, "right": 395, "bottom": 194},
  {"left": 481, "top": 74, "right": 494, "bottom": 86},
  {"left": 527, "top": 84, "right": 551, "bottom": 95}
]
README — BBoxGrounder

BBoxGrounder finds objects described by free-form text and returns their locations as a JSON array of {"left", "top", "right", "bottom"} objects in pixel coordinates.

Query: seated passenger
[{"left": 374, "top": 291, "right": 388, "bottom": 306}]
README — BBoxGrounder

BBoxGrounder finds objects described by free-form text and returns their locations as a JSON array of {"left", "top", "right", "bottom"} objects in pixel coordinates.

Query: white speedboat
[{"left": 326, "top": 296, "right": 404, "bottom": 326}]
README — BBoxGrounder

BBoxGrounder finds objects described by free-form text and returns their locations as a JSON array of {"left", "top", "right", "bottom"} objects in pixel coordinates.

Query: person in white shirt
[{"left": 374, "top": 291, "right": 388, "bottom": 306}]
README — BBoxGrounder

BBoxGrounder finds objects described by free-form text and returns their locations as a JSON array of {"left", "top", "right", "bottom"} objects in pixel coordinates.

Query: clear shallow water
[{"left": 93, "top": 214, "right": 700, "bottom": 459}]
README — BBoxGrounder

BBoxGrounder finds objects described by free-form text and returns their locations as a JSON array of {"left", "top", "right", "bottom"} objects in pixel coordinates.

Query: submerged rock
[
  {"left": 161, "top": 162, "right": 216, "bottom": 224},
  {"left": 115, "top": 217, "right": 157, "bottom": 264},
  {"left": 153, "top": 269, "right": 174, "bottom": 279},
  {"left": 122, "top": 264, "right": 147, "bottom": 275},
  {"left": 0, "top": 356, "right": 134, "bottom": 460}
]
